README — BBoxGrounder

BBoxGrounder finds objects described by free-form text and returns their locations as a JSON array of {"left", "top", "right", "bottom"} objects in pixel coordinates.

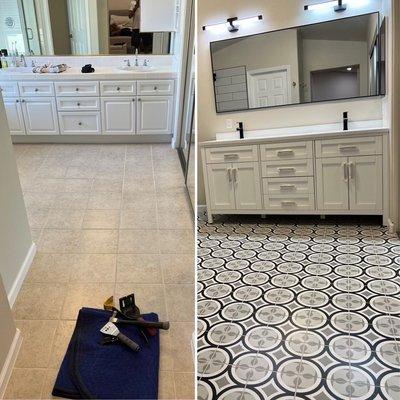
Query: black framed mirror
[{"left": 210, "top": 12, "right": 385, "bottom": 113}]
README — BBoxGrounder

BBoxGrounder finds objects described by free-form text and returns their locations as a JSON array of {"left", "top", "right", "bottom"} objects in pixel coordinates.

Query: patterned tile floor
[
  {"left": 197, "top": 214, "right": 400, "bottom": 400},
  {"left": 5, "top": 144, "right": 195, "bottom": 400}
]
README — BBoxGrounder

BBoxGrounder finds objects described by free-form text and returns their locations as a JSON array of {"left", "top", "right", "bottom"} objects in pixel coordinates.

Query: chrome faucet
[
  {"left": 123, "top": 59, "right": 131, "bottom": 67},
  {"left": 134, "top": 49, "right": 139, "bottom": 67},
  {"left": 20, "top": 54, "right": 27, "bottom": 67},
  {"left": 143, "top": 59, "right": 150, "bottom": 67}
]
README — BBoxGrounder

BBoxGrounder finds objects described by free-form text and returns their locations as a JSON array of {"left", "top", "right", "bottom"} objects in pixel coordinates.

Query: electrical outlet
[{"left": 226, "top": 119, "right": 233, "bottom": 129}]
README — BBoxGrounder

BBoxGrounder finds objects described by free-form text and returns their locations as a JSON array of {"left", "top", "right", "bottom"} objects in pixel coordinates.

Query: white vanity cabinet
[
  {"left": 3, "top": 98, "right": 25, "bottom": 135},
  {"left": 201, "top": 132, "right": 388, "bottom": 224},
  {"left": 0, "top": 76, "right": 176, "bottom": 138}
]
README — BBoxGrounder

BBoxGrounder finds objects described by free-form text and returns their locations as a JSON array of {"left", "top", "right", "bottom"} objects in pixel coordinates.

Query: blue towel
[{"left": 52, "top": 308, "right": 160, "bottom": 399}]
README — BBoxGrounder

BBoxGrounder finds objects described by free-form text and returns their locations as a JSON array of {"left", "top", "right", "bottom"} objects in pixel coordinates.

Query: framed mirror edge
[{"left": 210, "top": 11, "right": 386, "bottom": 115}]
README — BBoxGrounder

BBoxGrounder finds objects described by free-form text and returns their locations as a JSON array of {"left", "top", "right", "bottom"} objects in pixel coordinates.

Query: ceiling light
[
  {"left": 304, "top": 0, "right": 347, "bottom": 12},
  {"left": 203, "top": 15, "right": 263, "bottom": 33},
  {"left": 347, "top": 67, "right": 352, "bottom": 71}
]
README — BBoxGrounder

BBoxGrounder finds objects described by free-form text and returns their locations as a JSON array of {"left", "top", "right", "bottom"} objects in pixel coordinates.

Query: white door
[
  {"left": 4, "top": 99, "right": 26, "bottom": 135},
  {"left": 233, "top": 162, "right": 262, "bottom": 210},
  {"left": 21, "top": 98, "right": 59, "bottom": 135},
  {"left": 316, "top": 157, "right": 349, "bottom": 211},
  {"left": 101, "top": 98, "right": 136, "bottom": 135},
  {"left": 207, "top": 163, "right": 236, "bottom": 210},
  {"left": 349, "top": 155, "right": 383, "bottom": 211},
  {"left": 248, "top": 68, "right": 289, "bottom": 108},
  {"left": 67, "top": 0, "right": 89, "bottom": 55},
  {"left": 136, "top": 96, "right": 173, "bottom": 135}
]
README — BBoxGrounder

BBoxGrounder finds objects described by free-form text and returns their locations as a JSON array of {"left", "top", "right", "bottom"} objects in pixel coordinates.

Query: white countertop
[
  {"left": 0, "top": 66, "right": 177, "bottom": 81},
  {"left": 200, "top": 120, "right": 389, "bottom": 147}
]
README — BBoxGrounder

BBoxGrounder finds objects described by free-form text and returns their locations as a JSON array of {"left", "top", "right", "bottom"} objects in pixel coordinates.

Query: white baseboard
[
  {"left": 0, "top": 329, "right": 22, "bottom": 399},
  {"left": 7, "top": 243, "right": 36, "bottom": 307}
]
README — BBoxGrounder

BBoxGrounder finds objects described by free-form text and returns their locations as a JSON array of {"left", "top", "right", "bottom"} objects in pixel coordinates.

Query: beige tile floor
[{"left": 4, "top": 144, "right": 195, "bottom": 400}]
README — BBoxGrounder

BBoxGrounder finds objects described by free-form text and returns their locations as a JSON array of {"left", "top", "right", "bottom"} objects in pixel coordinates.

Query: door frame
[{"left": 247, "top": 65, "right": 292, "bottom": 108}]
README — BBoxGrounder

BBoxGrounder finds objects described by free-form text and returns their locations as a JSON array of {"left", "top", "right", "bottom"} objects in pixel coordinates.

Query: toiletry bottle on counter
[{"left": 1, "top": 53, "right": 7, "bottom": 68}]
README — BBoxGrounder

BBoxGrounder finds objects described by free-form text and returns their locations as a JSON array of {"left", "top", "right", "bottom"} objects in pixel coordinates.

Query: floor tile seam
[{"left": 150, "top": 146, "right": 171, "bottom": 323}]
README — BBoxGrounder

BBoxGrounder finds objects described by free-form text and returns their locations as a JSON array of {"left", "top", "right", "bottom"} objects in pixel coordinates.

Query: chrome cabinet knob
[
  {"left": 77, "top": 102, "right": 81, "bottom": 106},
  {"left": 117, "top": 87, "right": 120, "bottom": 91},
  {"left": 35, "top": 88, "right": 39, "bottom": 92},
  {"left": 76, "top": 88, "right": 79, "bottom": 91},
  {"left": 154, "top": 86, "right": 157, "bottom": 90},
  {"left": 78, "top": 122, "right": 82, "bottom": 126},
  {"left": 16, "top": 99, "right": 19, "bottom": 103}
]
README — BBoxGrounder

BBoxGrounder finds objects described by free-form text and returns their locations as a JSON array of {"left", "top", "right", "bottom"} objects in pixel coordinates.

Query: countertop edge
[{"left": 199, "top": 128, "right": 390, "bottom": 147}]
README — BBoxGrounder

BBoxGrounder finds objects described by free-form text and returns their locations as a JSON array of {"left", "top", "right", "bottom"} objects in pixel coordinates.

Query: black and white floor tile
[{"left": 197, "top": 214, "right": 400, "bottom": 400}]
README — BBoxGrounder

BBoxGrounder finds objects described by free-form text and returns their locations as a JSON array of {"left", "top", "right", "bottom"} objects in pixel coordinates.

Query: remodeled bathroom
[
  {"left": 0, "top": 0, "right": 195, "bottom": 399},
  {"left": 197, "top": 1, "right": 400, "bottom": 399}
]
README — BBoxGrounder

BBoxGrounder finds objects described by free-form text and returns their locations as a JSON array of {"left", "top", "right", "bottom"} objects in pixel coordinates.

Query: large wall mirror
[
  {"left": 0, "top": 0, "right": 176, "bottom": 57},
  {"left": 210, "top": 13, "right": 386, "bottom": 113}
]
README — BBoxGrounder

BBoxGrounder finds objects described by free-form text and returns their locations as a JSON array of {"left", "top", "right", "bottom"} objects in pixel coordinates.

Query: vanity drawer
[
  {"left": 57, "top": 97, "right": 100, "bottom": 111},
  {"left": 18, "top": 82, "right": 54, "bottom": 96},
  {"left": 205, "top": 145, "right": 259, "bottom": 164},
  {"left": 260, "top": 141, "right": 313, "bottom": 161},
  {"left": 100, "top": 81, "right": 137, "bottom": 96},
  {"left": 262, "top": 159, "right": 314, "bottom": 177},
  {"left": 316, "top": 136, "right": 383, "bottom": 158},
  {"left": 264, "top": 194, "right": 315, "bottom": 211},
  {"left": 0, "top": 81, "right": 19, "bottom": 97},
  {"left": 58, "top": 112, "right": 101, "bottom": 135},
  {"left": 137, "top": 80, "right": 174, "bottom": 95},
  {"left": 55, "top": 81, "right": 99, "bottom": 97},
  {"left": 263, "top": 177, "right": 314, "bottom": 196}
]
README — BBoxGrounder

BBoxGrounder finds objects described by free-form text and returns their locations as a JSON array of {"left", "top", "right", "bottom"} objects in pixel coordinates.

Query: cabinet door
[
  {"left": 316, "top": 157, "right": 349, "bottom": 211},
  {"left": 101, "top": 97, "right": 136, "bottom": 135},
  {"left": 233, "top": 162, "right": 262, "bottom": 210},
  {"left": 349, "top": 155, "right": 383, "bottom": 211},
  {"left": 136, "top": 96, "right": 173, "bottom": 135},
  {"left": 21, "top": 98, "right": 59, "bottom": 135},
  {"left": 206, "top": 163, "right": 236, "bottom": 210},
  {"left": 4, "top": 99, "right": 25, "bottom": 135}
]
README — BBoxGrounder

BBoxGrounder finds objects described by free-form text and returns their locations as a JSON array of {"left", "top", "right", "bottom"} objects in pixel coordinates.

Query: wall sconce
[
  {"left": 304, "top": 0, "right": 347, "bottom": 12},
  {"left": 202, "top": 15, "right": 263, "bottom": 33}
]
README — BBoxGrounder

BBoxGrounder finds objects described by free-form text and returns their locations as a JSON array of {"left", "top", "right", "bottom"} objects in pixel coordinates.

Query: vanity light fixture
[
  {"left": 346, "top": 67, "right": 352, "bottom": 71},
  {"left": 202, "top": 15, "right": 263, "bottom": 33},
  {"left": 304, "top": 0, "right": 347, "bottom": 12}
]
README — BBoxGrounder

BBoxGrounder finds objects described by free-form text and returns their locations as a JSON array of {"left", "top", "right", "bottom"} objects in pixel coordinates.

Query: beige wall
[
  {"left": 0, "top": 276, "right": 16, "bottom": 380},
  {"left": 0, "top": 97, "right": 32, "bottom": 298},
  {"left": 197, "top": 0, "right": 385, "bottom": 205},
  {"left": 97, "top": 0, "right": 109, "bottom": 54}
]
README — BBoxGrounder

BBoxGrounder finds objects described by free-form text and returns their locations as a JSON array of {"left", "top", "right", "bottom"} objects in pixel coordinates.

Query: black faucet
[
  {"left": 343, "top": 112, "right": 349, "bottom": 131},
  {"left": 237, "top": 122, "right": 244, "bottom": 139}
]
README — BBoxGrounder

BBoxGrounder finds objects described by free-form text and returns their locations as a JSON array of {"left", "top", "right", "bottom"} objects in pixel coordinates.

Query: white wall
[
  {"left": 0, "top": 96, "right": 33, "bottom": 301},
  {"left": 212, "top": 29, "right": 300, "bottom": 103},
  {"left": 197, "top": 0, "right": 386, "bottom": 204}
]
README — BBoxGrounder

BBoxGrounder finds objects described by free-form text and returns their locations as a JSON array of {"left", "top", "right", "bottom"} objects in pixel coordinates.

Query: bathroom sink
[{"left": 116, "top": 65, "right": 156, "bottom": 72}]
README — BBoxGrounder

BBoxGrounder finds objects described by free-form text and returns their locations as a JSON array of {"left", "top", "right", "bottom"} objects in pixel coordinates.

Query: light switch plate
[{"left": 226, "top": 119, "right": 233, "bottom": 129}]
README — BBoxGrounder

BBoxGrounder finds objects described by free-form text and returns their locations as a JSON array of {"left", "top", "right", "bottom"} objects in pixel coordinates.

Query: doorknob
[{"left": 69, "top": 34, "right": 73, "bottom": 38}]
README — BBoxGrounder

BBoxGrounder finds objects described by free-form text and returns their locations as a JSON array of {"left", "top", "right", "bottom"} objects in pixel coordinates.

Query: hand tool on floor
[
  {"left": 100, "top": 322, "right": 140, "bottom": 352},
  {"left": 110, "top": 311, "right": 169, "bottom": 330},
  {"left": 104, "top": 295, "right": 170, "bottom": 335}
]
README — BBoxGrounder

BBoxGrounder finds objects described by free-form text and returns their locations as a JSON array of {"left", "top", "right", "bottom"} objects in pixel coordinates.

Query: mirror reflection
[
  {"left": 211, "top": 13, "right": 382, "bottom": 113},
  {"left": 0, "top": 0, "right": 173, "bottom": 57}
]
